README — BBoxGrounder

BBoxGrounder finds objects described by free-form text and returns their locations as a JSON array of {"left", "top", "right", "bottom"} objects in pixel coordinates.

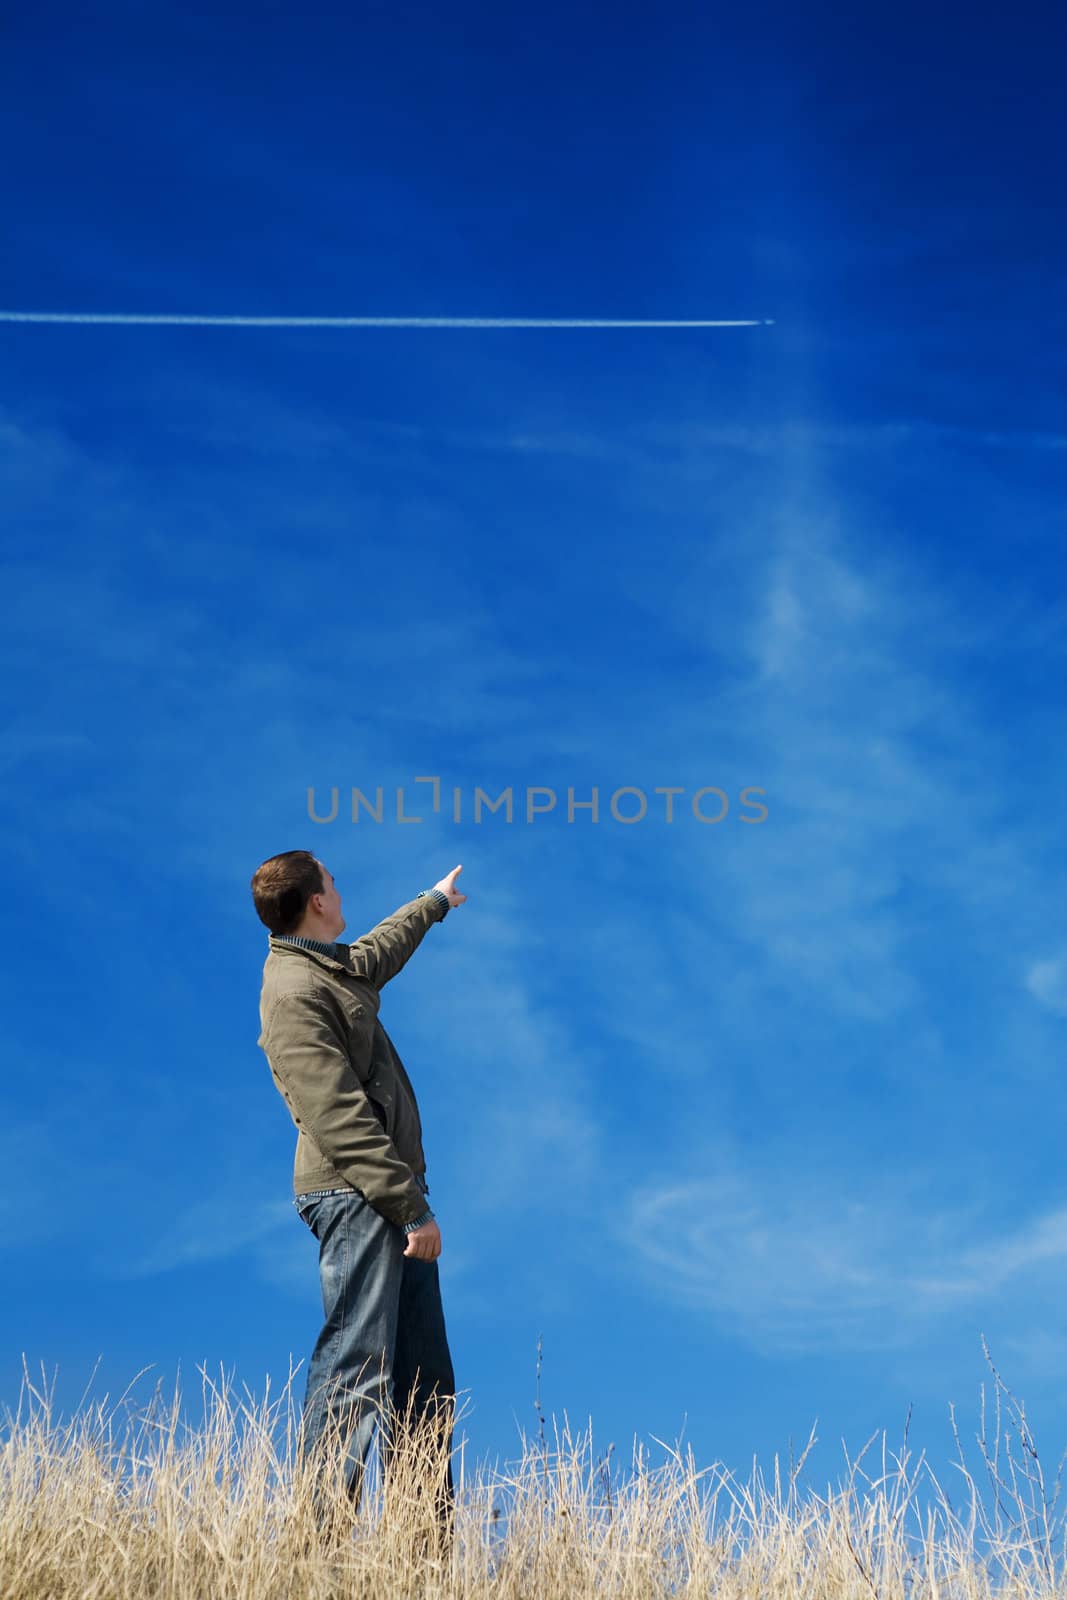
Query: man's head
[{"left": 250, "top": 851, "right": 346, "bottom": 940}]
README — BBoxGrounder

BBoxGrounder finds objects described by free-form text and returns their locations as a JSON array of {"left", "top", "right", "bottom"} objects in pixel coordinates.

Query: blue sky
[{"left": 3, "top": 0, "right": 1067, "bottom": 1534}]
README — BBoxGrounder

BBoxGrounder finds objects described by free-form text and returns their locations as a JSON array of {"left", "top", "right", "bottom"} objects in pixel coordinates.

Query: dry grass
[{"left": 2, "top": 1335, "right": 1066, "bottom": 1598}]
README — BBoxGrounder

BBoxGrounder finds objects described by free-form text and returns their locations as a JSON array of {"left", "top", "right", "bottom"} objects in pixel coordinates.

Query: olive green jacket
[{"left": 256, "top": 892, "right": 449, "bottom": 1228}]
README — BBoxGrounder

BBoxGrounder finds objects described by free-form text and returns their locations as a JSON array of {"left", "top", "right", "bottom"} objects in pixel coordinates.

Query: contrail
[{"left": 0, "top": 310, "right": 773, "bottom": 329}]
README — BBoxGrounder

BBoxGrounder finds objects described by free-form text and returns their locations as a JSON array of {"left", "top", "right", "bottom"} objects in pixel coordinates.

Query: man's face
[{"left": 314, "top": 861, "right": 346, "bottom": 937}]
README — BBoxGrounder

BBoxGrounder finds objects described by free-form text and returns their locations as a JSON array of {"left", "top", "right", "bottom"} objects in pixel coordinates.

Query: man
[{"left": 250, "top": 850, "right": 467, "bottom": 1546}]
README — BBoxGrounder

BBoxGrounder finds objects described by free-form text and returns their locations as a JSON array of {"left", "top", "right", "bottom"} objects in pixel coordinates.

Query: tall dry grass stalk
[{"left": 2, "top": 1335, "right": 1066, "bottom": 1598}]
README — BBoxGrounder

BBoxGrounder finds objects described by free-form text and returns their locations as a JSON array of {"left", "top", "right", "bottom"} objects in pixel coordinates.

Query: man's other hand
[
  {"left": 403, "top": 1217, "right": 442, "bottom": 1261},
  {"left": 433, "top": 864, "right": 467, "bottom": 908}
]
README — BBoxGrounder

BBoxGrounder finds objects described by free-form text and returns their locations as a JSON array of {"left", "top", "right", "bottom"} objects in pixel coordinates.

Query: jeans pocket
[{"left": 295, "top": 1188, "right": 351, "bottom": 1230}]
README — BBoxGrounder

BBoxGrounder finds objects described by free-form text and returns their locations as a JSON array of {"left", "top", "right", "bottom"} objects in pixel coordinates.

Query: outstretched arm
[{"left": 347, "top": 864, "right": 467, "bottom": 989}]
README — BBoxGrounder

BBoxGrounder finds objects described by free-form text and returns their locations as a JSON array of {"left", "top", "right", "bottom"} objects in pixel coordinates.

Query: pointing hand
[{"left": 432, "top": 864, "right": 467, "bottom": 908}]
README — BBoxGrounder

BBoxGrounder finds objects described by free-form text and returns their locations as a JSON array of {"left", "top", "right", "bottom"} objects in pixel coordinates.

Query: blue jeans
[{"left": 293, "top": 1186, "right": 456, "bottom": 1544}]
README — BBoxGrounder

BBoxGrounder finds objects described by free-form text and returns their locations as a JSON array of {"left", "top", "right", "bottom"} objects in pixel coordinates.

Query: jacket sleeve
[
  {"left": 346, "top": 893, "right": 446, "bottom": 990},
  {"left": 262, "top": 989, "right": 429, "bottom": 1228}
]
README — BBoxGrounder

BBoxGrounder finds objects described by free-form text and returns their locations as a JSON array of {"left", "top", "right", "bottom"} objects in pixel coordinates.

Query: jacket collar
[{"left": 267, "top": 934, "right": 352, "bottom": 974}]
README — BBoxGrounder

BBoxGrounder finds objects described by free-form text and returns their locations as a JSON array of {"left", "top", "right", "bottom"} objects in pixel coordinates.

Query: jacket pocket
[
  {"left": 365, "top": 1079, "right": 393, "bottom": 1135},
  {"left": 339, "top": 999, "right": 375, "bottom": 1084}
]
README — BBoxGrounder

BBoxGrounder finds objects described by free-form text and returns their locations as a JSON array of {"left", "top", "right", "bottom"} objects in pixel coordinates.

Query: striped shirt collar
[{"left": 273, "top": 933, "right": 345, "bottom": 959}]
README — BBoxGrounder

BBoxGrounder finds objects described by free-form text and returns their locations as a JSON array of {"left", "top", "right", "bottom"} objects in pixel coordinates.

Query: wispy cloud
[
  {"left": 104, "top": 1195, "right": 296, "bottom": 1279},
  {"left": 618, "top": 1162, "right": 1067, "bottom": 1356},
  {"left": 369, "top": 415, "right": 1067, "bottom": 464},
  {"left": 1025, "top": 954, "right": 1067, "bottom": 1017},
  {"left": 513, "top": 505, "right": 1067, "bottom": 1355}
]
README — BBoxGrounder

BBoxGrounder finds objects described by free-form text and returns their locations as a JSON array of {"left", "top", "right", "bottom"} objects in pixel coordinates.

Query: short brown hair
[{"left": 250, "top": 850, "right": 325, "bottom": 935}]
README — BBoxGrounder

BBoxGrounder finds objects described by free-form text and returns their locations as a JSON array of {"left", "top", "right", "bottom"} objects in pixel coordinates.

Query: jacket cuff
[
  {"left": 403, "top": 1208, "right": 435, "bottom": 1233},
  {"left": 416, "top": 887, "right": 450, "bottom": 920}
]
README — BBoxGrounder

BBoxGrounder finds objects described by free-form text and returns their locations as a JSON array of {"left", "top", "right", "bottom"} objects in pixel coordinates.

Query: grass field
[{"left": 3, "top": 1339, "right": 1066, "bottom": 1598}]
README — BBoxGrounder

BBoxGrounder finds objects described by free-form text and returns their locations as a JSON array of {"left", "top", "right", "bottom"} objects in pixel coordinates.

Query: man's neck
[{"left": 289, "top": 920, "right": 342, "bottom": 942}]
